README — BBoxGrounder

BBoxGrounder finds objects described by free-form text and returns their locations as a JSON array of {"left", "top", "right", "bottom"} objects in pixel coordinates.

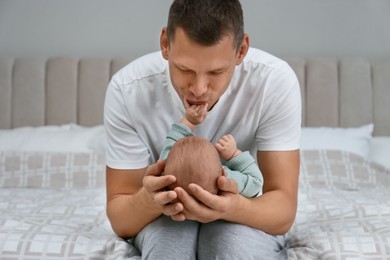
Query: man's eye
[
  {"left": 210, "top": 71, "right": 224, "bottom": 75},
  {"left": 178, "top": 68, "right": 191, "bottom": 73}
]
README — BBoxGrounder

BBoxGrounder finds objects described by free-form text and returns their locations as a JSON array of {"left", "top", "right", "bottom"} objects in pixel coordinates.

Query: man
[{"left": 104, "top": 0, "right": 301, "bottom": 259}]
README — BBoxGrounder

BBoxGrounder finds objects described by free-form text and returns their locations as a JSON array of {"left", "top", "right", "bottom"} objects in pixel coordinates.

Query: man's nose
[{"left": 189, "top": 76, "right": 208, "bottom": 97}]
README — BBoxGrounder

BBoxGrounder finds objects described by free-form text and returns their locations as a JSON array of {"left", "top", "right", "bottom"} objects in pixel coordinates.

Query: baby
[
  {"left": 164, "top": 135, "right": 222, "bottom": 195},
  {"left": 160, "top": 102, "right": 262, "bottom": 197}
]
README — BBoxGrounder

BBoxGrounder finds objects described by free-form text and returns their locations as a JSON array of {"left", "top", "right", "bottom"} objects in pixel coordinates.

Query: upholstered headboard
[
  {"left": 0, "top": 58, "right": 131, "bottom": 128},
  {"left": 287, "top": 58, "right": 390, "bottom": 136},
  {"left": 0, "top": 57, "right": 389, "bottom": 136}
]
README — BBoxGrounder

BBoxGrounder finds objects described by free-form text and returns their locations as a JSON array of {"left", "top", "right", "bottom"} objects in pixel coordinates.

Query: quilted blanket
[
  {"left": 1, "top": 150, "right": 389, "bottom": 259},
  {"left": 288, "top": 150, "right": 390, "bottom": 259},
  {"left": 0, "top": 151, "right": 140, "bottom": 259}
]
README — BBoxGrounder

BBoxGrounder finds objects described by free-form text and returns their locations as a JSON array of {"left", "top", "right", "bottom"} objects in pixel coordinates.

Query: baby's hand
[
  {"left": 184, "top": 102, "right": 208, "bottom": 126},
  {"left": 215, "top": 134, "right": 240, "bottom": 161}
]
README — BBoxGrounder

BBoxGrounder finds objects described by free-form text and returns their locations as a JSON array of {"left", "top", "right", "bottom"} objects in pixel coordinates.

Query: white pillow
[
  {"left": 368, "top": 137, "right": 390, "bottom": 169},
  {"left": 0, "top": 124, "right": 105, "bottom": 153},
  {"left": 300, "top": 124, "right": 373, "bottom": 158}
]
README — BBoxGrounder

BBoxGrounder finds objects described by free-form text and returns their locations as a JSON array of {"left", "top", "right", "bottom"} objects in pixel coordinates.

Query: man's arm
[
  {"left": 232, "top": 150, "right": 300, "bottom": 234},
  {"left": 173, "top": 150, "right": 299, "bottom": 235},
  {"left": 106, "top": 161, "right": 182, "bottom": 238}
]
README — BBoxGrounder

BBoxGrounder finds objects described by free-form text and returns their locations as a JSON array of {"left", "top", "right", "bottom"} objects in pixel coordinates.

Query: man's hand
[
  {"left": 170, "top": 175, "right": 240, "bottom": 222},
  {"left": 143, "top": 160, "right": 184, "bottom": 217},
  {"left": 215, "top": 134, "right": 240, "bottom": 160}
]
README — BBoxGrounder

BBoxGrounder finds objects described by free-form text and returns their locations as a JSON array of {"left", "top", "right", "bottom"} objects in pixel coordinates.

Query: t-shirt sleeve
[
  {"left": 256, "top": 63, "right": 302, "bottom": 151},
  {"left": 104, "top": 79, "right": 150, "bottom": 169}
]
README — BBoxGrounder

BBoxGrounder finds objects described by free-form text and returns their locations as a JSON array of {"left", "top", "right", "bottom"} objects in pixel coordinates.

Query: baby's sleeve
[
  {"left": 160, "top": 123, "right": 193, "bottom": 160},
  {"left": 223, "top": 151, "right": 263, "bottom": 197}
]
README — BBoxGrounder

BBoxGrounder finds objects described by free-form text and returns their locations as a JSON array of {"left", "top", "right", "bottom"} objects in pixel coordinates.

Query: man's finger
[
  {"left": 162, "top": 202, "right": 184, "bottom": 217},
  {"left": 175, "top": 187, "right": 202, "bottom": 210},
  {"left": 170, "top": 212, "right": 186, "bottom": 221},
  {"left": 217, "top": 175, "right": 239, "bottom": 194},
  {"left": 144, "top": 174, "right": 176, "bottom": 192},
  {"left": 145, "top": 159, "right": 165, "bottom": 176},
  {"left": 187, "top": 183, "right": 220, "bottom": 209},
  {"left": 143, "top": 160, "right": 177, "bottom": 192},
  {"left": 154, "top": 190, "right": 177, "bottom": 205}
]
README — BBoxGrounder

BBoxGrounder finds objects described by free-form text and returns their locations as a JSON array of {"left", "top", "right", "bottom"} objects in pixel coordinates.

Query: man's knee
[
  {"left": 198, "top": 220, "right": 287, "bottom": 260},
  {"left": 134, "top": 216, "right": 199, "bottom": 259}
]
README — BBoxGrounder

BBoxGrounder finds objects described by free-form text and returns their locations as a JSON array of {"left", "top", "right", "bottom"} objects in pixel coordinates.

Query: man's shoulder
[
  {"left": 244, "top": 47, "right": 290, "bottom": 71},
  {"left": 112, "top": 51, "right": 167, "bottom": 85},
  {"left": 242, "top": 48, "right": 297, "bottom": 83}
]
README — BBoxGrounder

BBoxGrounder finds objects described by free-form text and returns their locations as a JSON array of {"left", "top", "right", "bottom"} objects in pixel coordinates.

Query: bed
[{"left": 1, "top": 57, "right": 389, "bottom": 259}]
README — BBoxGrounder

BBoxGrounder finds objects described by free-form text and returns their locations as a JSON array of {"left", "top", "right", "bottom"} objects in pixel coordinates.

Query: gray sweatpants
[{"left": 134, "top": 215, "right": 287, "bottom": 260}]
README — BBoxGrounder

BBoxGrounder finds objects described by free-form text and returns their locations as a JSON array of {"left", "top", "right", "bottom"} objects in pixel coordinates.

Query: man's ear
[
  {"left": 235, "top": 34, "right": 249, "bottom": 65},
  {"left": 160, "top": 27, "right": 169, "bottom": 60}
]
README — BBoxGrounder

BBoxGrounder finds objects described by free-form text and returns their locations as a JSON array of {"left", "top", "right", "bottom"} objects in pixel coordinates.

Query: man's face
[{"left": 161, "top": 28, "right": 247, "bottom": 110}]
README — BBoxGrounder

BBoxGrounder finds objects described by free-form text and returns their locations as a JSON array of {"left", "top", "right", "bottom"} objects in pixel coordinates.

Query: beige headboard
[
  {"left": 287, "top": 58, "right": 390, "bottom": 136},
  {"left": 0, "top": 58, "right": 131, "bottom": 128},
  {"left": 0, "top": 57, "right": 389, "bottom": 136}
]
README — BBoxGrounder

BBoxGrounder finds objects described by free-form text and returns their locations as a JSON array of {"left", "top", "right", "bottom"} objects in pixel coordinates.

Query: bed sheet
[
  {"left": 288, "top": 150, "right": 390, "bottom": 259},
  {"left": 0, "top": 151, "right": 140, "bottom": 259},
  {"left": 1, "top": 150, "right": 390, "bottom": 259},
  {"left": 0, "top": 188, "right": 141, "bottom": 260}
]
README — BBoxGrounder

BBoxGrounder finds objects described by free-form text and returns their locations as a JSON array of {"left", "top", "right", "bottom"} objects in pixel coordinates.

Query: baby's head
[{"left": 164, "top": 136, "right": 223, "bottom": 195}]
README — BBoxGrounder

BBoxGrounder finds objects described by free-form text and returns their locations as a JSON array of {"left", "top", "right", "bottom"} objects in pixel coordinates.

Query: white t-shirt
[{"left": 104, "top": 48, "right": 301, "bottom": 169}]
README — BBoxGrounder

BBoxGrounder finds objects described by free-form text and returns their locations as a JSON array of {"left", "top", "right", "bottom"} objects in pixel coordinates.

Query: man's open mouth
[{"left": 187, "top": 100, "right": 207, "bottom": 106}]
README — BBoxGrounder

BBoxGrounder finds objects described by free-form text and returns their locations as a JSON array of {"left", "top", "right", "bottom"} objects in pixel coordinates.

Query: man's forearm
[
  {"left": 223, "top": 190, "right": 297, "bottom": 235},
  {"left": 107, "top": 188, "right": 162, "bottom": 238}
]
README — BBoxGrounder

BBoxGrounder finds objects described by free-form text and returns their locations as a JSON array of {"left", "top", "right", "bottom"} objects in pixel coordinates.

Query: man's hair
[{"left": 167, "top": 0, "right": 244, "bottom": 49}]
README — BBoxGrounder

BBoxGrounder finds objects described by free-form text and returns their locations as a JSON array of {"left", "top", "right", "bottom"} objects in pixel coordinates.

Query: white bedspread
[
  {"left": 0, "top": 188, "right": 133, "bottom": 259},
  {"left": 0, "top": 151, "right": 140, "bottom": 259},
  {"left": 1, "top": 150, "right": 389, "bottom": 259},
  {"left": 288, "top": 150, "right": 390, "bottom": 259}
]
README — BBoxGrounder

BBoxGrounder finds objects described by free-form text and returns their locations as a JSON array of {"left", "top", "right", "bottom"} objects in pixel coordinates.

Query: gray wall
[{"left": 0, "top": 0, "right": 389, "bottom": 59}]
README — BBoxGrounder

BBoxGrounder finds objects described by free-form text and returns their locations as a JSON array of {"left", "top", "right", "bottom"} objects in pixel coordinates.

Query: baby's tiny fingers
[
  {"left": 218, "top": 139, "right": 228, "bottom": 146},
  {"left": 222, "top": 135, "right": 232, "bottom": 142}
]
